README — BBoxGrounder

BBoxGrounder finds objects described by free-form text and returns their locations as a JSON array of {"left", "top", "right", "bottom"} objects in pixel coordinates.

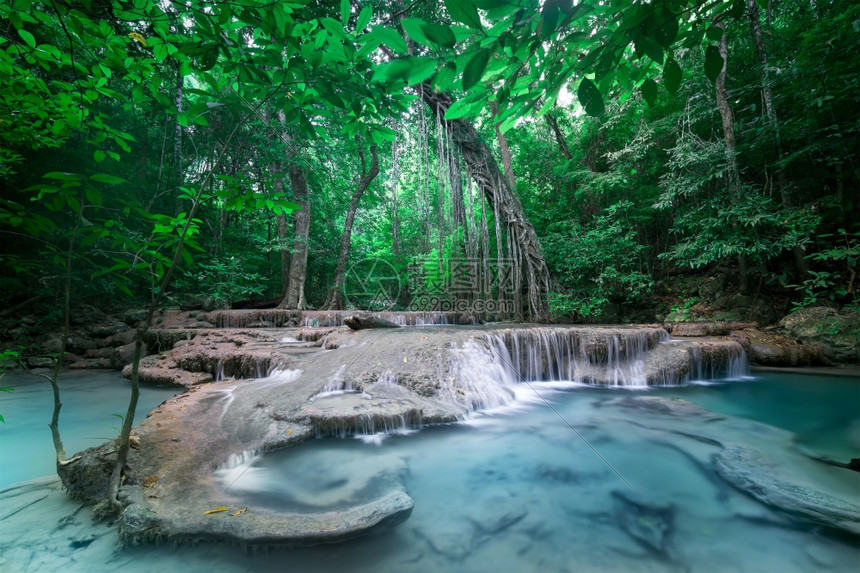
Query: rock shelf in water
[{"left": 62, "top": 322, "right": 755, "bottom": 546}]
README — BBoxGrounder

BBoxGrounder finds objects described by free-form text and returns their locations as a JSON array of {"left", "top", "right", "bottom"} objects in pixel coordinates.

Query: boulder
[
  {"left": 26, "top": 356, "right": 54, "bottom": 368},
  {"left": 90, "top": 321, "right": 128, "bottom": 338},
  {"left": 121, "top": 308, "right": 149, "bottom": 325},
  {"left": 111, "top": 342, "right": 145, "bottom": 370},
  {"left": 779, "top": 307, "right": 860, "bottom": 364},
  {"left": 729, "top": 329, "right": 828, "bottom": 366}
]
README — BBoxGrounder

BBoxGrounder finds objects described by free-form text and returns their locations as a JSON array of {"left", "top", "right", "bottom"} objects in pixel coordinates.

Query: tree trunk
[
  {"left": 746, "top": 0, "right": 810, "bottom": 279},
  {"left": 390, "top": 130, "right": 402, "bottom": 263},
  {"left": 420, "top": 86, "right": 550, "bottom": 320},
  {"left": 281, "top": 165, "right": 310, "bottom": 309},
  {"left": 173, "top": 66, "right": 184, "bottom": 217},
  {"left": 545, "top": 112, "right": 573, "bottom": 160},
  {"left": 715, "top": 19, "right": 750, "bottom": 295},
  {"left": 323, "top": 141, "right": 380, "bottom": 310},
  {"left": 490, "top": 101, "right": 517, "bottom": 191}
]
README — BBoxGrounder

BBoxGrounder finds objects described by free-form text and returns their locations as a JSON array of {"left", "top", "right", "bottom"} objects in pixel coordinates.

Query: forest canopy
[{"left": 1, "top": 0, "right": 857, "bottom": 323}]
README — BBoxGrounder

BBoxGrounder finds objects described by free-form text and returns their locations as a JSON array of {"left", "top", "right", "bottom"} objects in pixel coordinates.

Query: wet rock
[
  {"left": 713, "top": 445, "right": 860, "bottom": 535},
  {"left": 729, "top": 328, "right": 827, "bottom": 366},
  {"left": 71, "top": 304, "right": 109, "bottom": 327},
  {"left": 90, "top": 321, "right": 128, "bottom": 338},
  {"left": 417, "top": 524, "right": 475, "bottom": 561},
  {"left": 533, "top": 464, "right": 581, "bottom": 484},
  {"left": 27, "top": 356, "right": 54, "bottom": 368},
  {"left": 66, "top": 335, "right": 98, "bottom": 354},
  {"left": 468, "top": 496, "right": 527, "bottom": 534},
  {"left": 84, "top": 347, "right": 114, "bottom": 359},
  {"left": 668, "top": 322, "right": 755, "bottom": 337},
  {"left": 103, "top": 329, "right": 137, "bottom": 348},
  {"left": 711, "top": 295, "right": 778, "bottom": 325},
  {"left": 111, "top": 342, "right": 145, "bottom": 370},
  {"left": 697, "top": 274, "right": 727, "bottom": 302},
  {"left": 780, "top": 307, "right": 860, "bottom": 364},
  {"left": 121, "top": 309, "right": 149, "bottom": 325},
  {"left": 344, "top": 314, "right": 400, "bottom": 330},
  {"left": 611, "top": 489, "right": 675, "bottom": 557}
]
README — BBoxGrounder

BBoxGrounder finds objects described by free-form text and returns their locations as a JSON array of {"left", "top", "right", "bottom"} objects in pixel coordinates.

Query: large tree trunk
[
  {"left": 420, "top": 86, "right": 550, "bottom": 320},
  {"left": 746, "top": 0, "right": 810, "bottom": 279},
  {"left": 173, "top": 65, "right": 183, "bottom": 217},
  {"left": 490, "top": 101, "right": 517, "bottom": 191},
  {"left": 323, "top": 141, "right": 380, "bottom": 310},
  {"left": 715, "top": 19, "right": 750, "bottom": 295},
  {"left": 281, "top": 165, "right": 310, "bottom": 309}
]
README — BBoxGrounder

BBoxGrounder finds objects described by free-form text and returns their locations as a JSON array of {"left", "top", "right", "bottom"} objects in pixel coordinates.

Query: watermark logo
[
  {"left": 343, "top": 258, "right": 401, "bottom": 311},
  {"left": 345, "top": 256, "right": 516, "bottom": 315}
]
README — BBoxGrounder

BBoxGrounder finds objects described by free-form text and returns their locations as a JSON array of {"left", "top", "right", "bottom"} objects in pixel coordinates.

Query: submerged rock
[
  {"left": 611, "top": 489, "right": 676, "bottom": 557},
  {"left": 714, "top": 445, "right": 860, "bottom": 535}
]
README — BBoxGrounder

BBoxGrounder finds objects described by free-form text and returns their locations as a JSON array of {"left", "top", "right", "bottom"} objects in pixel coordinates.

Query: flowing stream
[{"left": 1, "top": 368, "right": 858, "bottom": 572}]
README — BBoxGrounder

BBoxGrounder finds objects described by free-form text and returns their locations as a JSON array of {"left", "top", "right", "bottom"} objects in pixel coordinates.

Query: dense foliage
[{"left": 1, "top": 0, "right": 857, "bottom": 324}]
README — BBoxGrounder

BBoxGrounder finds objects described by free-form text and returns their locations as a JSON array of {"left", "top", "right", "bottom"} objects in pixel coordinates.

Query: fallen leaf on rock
[
  {"left": 129, "top": 436, "right": 141, "bottom": 449},
  {"left": 403, "top": 357, "right": 407, "bottom": 363},
  {"left": 204, "top": 507, "right": 228, "bottom": 515},
  {"left": 143, "top": 475, "right": 158, "bottom": 487},
  {"left": 287, "top": 429, "right": 293, "bottom": 435},
  {"left": 231, "top": 508, "right": 247, "bottom": 517}
]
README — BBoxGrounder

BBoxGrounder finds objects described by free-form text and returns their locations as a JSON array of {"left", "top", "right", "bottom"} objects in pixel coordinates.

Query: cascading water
[{"left": 481, "top": 327, "right": 668, "bottom": 387}]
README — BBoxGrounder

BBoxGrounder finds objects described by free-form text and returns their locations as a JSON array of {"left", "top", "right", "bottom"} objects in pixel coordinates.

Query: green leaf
[
  {"left": 634, "top": 35, "right": 663, "bottom": 65},
  {"left": 651, "top": 12, "right": 679, "bottom": 48},
  {"left": 462, "top": 48, "right": 490, "bottom": 91},
  {"left": 373, "top": 56, "right": 436, "bottom": 86},
  {"left": 577, "top": 77, "right": 604, "bottom": 117},
  {"left": 355, "top": 6, "right": 372, "bottom": 32},
  {"left": 641, "top": 78, "right": 658, "bottom": 106},
  {"left": 85, "top": 185, "right": 103, "bottom": 206},
  {"left": 43, "top": 172, "right": 81, "bottom": 181},
  {"left": 540, "top": 1, "right": 560, "bottom": 40},
  {"left": 443, "top": 95, "right": 485, "bottom": 120},
  {"left": 401, "top": 18, "right": 430, "bottom": 47},
  {"left": 663, "top": 59, "right": 682, "bottom": 95},
  {"left": 320, "top": 18, "right": 349, "bottom": 42},
  {"left": 422, "top": 23, "right": 457, "bottom": 49},
  {"left": 18, "top": 29, "right": 36, "bottom": 48},
  {"left": 704, "top": 45, "right": 723, "bottom": 83},
  {"left": 93, "top": 150, "right": 106, "bottom": 163},
  {"left": 340, "top": 0, "right": 350, "bottom": 27},
  {"left": 706, "top": 26, "right": 723, "bottom": 42},
  {"left": 433, "top": 62, "right": 457, "bottom": 91},
  {"left": 370, "top": 26, "right": 408, "bottom": 54},
  {"left": 445, "top": 0, "right": 482, "bottom": 29},
  {"left": 90, "top": 174, "right": 126, "bottom": 184}
]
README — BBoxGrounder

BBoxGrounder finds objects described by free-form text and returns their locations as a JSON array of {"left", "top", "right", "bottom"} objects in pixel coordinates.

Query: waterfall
[
  {"left": 481, "top": 327, "right": 668, "bottom": 387},
  {"left": 449, "top": 327, "right": 748, "bottom": 394},
  {"left": 308, "top": 365, "right": 358, "bottom": 400}
]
